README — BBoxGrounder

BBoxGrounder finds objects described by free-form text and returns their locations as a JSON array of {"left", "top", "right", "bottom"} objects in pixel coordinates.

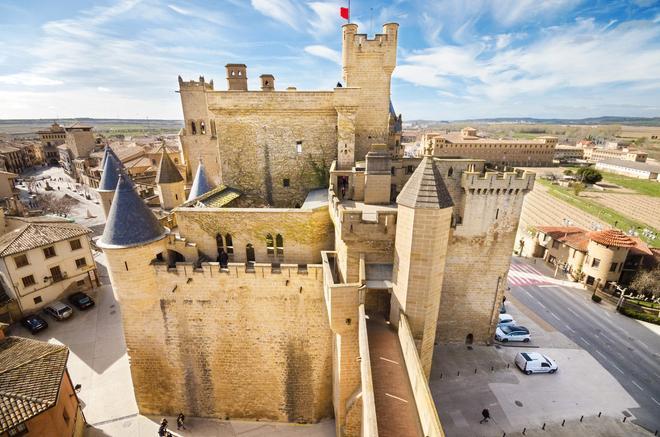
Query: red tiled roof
[
  {"left": 537, "top": 226, "right": 585, "bottom": 240},
  {"left": 588, "top": 229, "right": 637, "bottom": 248}
]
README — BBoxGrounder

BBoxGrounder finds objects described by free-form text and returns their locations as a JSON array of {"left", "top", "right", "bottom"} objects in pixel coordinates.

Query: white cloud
[
  {"left": 0, "top": 74, "right": 63, "bottom": 86},
  {"left": 167, "top": 4, "right": 227, "bottom": 25},
  {"left": 304, "top": 45, "right": 341, "bottom": 64},
  {"left": 307, "top": 2, "right": 342, "bottom": 36},
  {"left": 251, "top": 0, "right": 301, "bottom": 29}
]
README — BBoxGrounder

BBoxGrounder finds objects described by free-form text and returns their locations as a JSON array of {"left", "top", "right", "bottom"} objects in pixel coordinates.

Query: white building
[
  {"left": 0, "top": 219, "right": 99, "bottom": 315},
  {"left": 595, "top": 158, "right": 660, "bottom": 181}
]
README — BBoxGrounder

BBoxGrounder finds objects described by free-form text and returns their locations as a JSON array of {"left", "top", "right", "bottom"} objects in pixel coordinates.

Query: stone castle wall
[
  {"left": 107, "top": 238, "right": 334, "bottom": 423},
  {"left": 174, "top": 206, "right": 333, "bottom": 264}
]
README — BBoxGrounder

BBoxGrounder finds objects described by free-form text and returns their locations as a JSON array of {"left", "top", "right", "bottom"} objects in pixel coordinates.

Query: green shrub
[
  {"left": 618, "top": 306, "right": 660, "bottom": 325},
  {"left": 591, "top": 295, "right": 602, "bottom": 303}
]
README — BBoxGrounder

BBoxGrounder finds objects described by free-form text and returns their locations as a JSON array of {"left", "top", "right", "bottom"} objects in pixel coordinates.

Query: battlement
[
  {"left": 329, "top": 187, "right": 397, "bottom": 241},
  {"left": 461, "top": 170, "right": 535, "bottom": 192},
  {"left": 342, "top": 23, "right": 398, "bottom": 71},
  {"left": 152, "top": 260, "right": 322, "bottom": 279},
  {"left": 178, "top": 75, "right": 214, "bottom": 91}
]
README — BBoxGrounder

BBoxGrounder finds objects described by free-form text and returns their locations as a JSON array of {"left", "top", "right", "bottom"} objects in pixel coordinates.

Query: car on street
[
  {"left": 515, "top": 352, "right": 558, "bottom": 375},
  {"left": 495, "top": 325, "right": 531, "bottom": 342},
  {"left": 498, "top": 313, "right": 516, "bottom": 326},
  {"left": 68, "top": 292, "right": 95, "bottom": 310},
  {"left": 21, "top": 314, "right": 48, "bottom": 334},
  {"left": 44, "top": 301, "right": 73, "bottom": 320}
]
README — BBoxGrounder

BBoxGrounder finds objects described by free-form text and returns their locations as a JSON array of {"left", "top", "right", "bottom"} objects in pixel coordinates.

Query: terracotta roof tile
[
  {"left": 0, "top": 337, "right": 69, "bottom": 433},
  {"left": 588, "top": 229, "right": 637, "bottom": 248},
  {"left": 0, "top": 222, "right": 91, "bottom": 257}
]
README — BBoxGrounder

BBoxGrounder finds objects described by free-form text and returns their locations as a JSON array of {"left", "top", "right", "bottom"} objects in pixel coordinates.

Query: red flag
[{"left": 340, "top": 7, "right": 349, "bottom": 20}]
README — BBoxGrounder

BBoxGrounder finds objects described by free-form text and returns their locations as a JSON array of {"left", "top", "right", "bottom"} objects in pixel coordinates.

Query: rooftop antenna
[{"left": 370, "top": 6, "right": 374, "bottom": 35}]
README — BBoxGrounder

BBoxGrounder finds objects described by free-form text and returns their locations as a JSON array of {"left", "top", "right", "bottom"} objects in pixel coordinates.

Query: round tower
[
  {"left": 187, "top": 158, "right": 214, "bottom": 202},
  {"left": 96, "top": 147, "right": 122, "bottom": 219},
  {"left": 155, "top": 146, "right": 185, "bottom": 210},
  {"left": 97, "top": 174, "right": 172, "bottom": 412}
]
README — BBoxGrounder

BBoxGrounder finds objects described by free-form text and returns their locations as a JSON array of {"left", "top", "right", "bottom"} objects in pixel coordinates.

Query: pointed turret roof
[
  {"left": 98, "top": 151, "right": 122, "bottom": 192},
  {"left": 187, "top": 160, "right": 213, "bottom": 201},
  {"left": 156, "top": 146, "right": 183, "bottom": 184},
  {"left": 98, "top": 174, "right": 165, "bottom": 248},
  {"left": 396, "top": 157, "right": 453, "bottom": 209}
]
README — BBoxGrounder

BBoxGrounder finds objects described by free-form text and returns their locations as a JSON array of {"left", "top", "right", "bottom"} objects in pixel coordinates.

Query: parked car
[
  {"left": 515, "top": 352, "right": 558, "bottom": 375},
  {"left": 44, "top": 301, "right": 73, "bottom": 320},
  {"left": 498, "top": 313, "right": 516, "bottom": 326},
  {"left": 495, "top": 325, "right": 531, "bottom": 342},
  {"left": 68, "top": 292, "right": 95, "bottom": 310},
  {"left": 21, "top": 314, "right": 48, "bottom": 334}
]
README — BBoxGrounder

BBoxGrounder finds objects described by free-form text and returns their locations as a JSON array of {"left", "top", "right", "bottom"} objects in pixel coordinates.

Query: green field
[
  {"left": 538, "top": 179, "right": 658, "bottom": 244},
  {"left": 601, "top": 172, "right": 660, "bottom": 197}
]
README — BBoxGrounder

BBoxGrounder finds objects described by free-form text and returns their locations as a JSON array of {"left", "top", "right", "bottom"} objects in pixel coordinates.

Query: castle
[{"left": 97, "top": 23, "right": 535, "bottom": 436}]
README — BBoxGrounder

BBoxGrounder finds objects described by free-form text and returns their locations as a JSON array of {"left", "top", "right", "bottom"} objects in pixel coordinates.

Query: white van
[{"left": 515, "top": 352, "right": 558, "bottom": 375}]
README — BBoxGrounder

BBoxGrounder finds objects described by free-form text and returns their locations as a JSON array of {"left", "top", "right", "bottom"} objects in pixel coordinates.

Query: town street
[{"left": 509, "top": 258, "right": 660, "bottom": 433}]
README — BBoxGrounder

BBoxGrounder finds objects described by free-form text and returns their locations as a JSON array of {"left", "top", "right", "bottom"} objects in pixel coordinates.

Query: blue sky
[{"left": 0, "top": 0, "right": 659, "bottom": 120}]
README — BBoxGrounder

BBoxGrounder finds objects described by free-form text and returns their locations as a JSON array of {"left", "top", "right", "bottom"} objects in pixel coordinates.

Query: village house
[
  {"left": 534, "top": 226, "right": 654, "bottom": 288},
  {"left": 0, "top": 331, "right": 85, "bottom": 437},
  {"left": 0, "top": 218, "right": 98, "bottom": 316}
]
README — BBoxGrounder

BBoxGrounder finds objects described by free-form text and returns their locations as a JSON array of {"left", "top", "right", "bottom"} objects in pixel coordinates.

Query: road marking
[
  {"left": 565, "top": 326, "right": 575, "bottom": 333},
  {"left": 548, "top": 311, "right": 561, "bottom": 321},
  {"left": 538, "top": 284, "right": 558, "bottom": 288},
  {"left": 580, "top": 337, "right": 591, "bottom": 345},
  {"left": 632, "top": 380, "right": 644, "bottom": 391},
  {"left": 611, "top": 363, "right": 625, "bottom": 374},
  {"left": 537, "top": 301, "right": 547, "bottom": 309},
  {"left": 523, "top": 290, "right": 533, "bottom": 298},
  {"left": 566, "top": 307, "right": 580, "bottom": 317},
  {"left": 652, "top": 397, "right": 660, "bottom": 406}
]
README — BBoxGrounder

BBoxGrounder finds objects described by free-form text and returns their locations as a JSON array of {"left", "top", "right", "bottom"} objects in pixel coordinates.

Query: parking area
[{"left": 430, "top": 297, "right": 650, "bottom": 436}]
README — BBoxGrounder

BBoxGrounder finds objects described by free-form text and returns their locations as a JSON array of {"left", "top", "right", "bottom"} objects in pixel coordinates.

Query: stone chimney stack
[
  {"left": 260, "top": 74, "right": 275, "bottom": 91},
  {"left": 226, "top": 64, "right": 248, "bottom": 91}
]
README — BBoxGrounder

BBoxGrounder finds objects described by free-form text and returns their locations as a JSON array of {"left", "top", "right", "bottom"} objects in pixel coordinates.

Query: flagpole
[{"left": 348, "top": 0, "right": 351, "bottom": 23}]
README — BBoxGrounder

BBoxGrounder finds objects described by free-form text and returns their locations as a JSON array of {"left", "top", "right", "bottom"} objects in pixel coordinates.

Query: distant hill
[
  {"left": 0, "top": 118, "right": 183, "bottom": 135},
  {"left": 408, "top": 116, "right": 660, "bottom": 127}
]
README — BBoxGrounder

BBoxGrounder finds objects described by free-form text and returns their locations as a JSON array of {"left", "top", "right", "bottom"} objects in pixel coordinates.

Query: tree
[
  {"left": 563, "top": 169, "right": 574, "bottom": 176},
  {"left": 572, "top": 182, "right": 585, "bottom": 196},
  {"left": 35, "top": 192, "right": 77, "bottom": 217},
  {"left": 576, "top": 167, "right": 603, "bottom": 184},
  {"left": 630, "top": 266, "right": 660, "bottom": 297}
]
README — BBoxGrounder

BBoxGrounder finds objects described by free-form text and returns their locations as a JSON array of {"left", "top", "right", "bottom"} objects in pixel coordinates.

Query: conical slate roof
[
  {"left": 396, "top": 157, "right": 453, "bottom": 209},
  {"left": 98, "top": 151, "right": 122, "bottom": 192},
  {"left": 187, "top": 160, "right": 213, "bottom": 201},
  {"left": 98, "top": 174, "right": 165, "bottom": 248},
  {"left": 156, "top": 147, "right": 183, "bottom": 184}
]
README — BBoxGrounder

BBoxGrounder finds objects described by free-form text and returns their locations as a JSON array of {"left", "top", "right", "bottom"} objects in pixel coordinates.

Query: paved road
[{"left": 508, "top": 258, "right": 660, "bottom": 433}]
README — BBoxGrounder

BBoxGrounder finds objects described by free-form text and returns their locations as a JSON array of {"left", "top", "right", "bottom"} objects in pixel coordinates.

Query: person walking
[
  {"left": 177, "top": 412, "right": 186, "bottom": 430},
  {"left": 158, "top": 418, "right": 168, "bottom": 436},
  {"left": 480, "top": 408, "right": 490, "bottom": 423}
]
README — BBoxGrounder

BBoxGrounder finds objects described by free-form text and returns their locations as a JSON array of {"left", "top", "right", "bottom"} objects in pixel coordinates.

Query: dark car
[
  {"left": 21, "top": 314, "right": 48, "bottom": 334},
  {"left": 68, "top": 292, "right": 95, "bottom": 310}
]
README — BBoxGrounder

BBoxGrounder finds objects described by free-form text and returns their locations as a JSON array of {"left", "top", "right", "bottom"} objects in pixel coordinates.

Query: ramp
[{"left": 367, "top": 316, "right": 423, "bottom": 437}]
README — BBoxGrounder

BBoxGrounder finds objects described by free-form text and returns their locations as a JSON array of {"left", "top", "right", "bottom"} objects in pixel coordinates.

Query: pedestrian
[
  {"left": 480, "top": 408, "right": 490, "bottom": 424},
  {"left": 177, "top": 412, "right": 186, "bottom": 430},
  {"left": 158, "top": 418, "right": 168, "bottom": 436}
]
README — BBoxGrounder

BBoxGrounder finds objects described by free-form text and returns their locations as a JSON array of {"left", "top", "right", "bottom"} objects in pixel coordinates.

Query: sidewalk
[{"left": 511, "top": 256, "right": 586, "bottom": 290}]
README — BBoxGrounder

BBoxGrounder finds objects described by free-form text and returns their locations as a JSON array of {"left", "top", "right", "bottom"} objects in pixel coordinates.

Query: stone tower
[
  {"left": 97, "top": 147, "right": 122, "bottom": 219},
  {"left": 187, "top": 159, "right": 213, "bottom": 202},
  {"left": 97, "top": 174, "right": 171, "bottom": 413},
  {"left": 390, "top": 156, "right": 454, "bottom": 377},
  {"left": 342, "top": 22, "right": 398, "bottom": 160},
  {"left": 226, "top": 64, "right": 248, "bottom": 91},
  {"left": 155, "top": 146, "right": 185, "bottom": 210}
]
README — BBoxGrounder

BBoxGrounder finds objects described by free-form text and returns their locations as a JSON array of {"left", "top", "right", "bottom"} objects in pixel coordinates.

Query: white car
[
  {"left": 515, "top": 352, "right": 558, "bottom": 375},
  {"left": 498, "top": 313, "right": 516, "bottom": 326},
  {"left": 495, "top": 325, "right": 531, "bottom": 342},
  {"left": 44, "top": 301, "right": 73, "bottom": 320}
]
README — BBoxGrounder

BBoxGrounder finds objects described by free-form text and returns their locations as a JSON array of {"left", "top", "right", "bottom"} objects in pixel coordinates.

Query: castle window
[
  {"left": 246, "top": 243, "right": 255, "bottom": 264},
  {"left": 266, "top": 233, "right": 275, "bottom": 255},
  {"left": 283, "top": 178, "right": 290, "bottom": 187},
  {"left": 296, "top": 141, "right": 303, "bottom": 155},
  {"left": 225, "top": 234, "right": 234, "bottom": 254},
  {"left": 174, "top": 158, "right": 179, "bottom": 163},
  {"left": 210, "top": 120, "right": 217, "bottom": 137},
  {"left": 448, "top": 166, "right": 453, "bottom": 177},
  {"left": 200, "top": 121, "right": 206, "bottom": 135},
  {"left": 276, "top": 234, "right": 284, "bottom": 255},
  {"left": 191, "top": 121, "right": 197, "bottom": 135}
]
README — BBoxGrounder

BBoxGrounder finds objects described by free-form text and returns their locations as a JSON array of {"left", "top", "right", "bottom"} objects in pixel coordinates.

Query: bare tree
[
  {"left": 35, "top": 193, "right": 78, "bottom": 217},
  {"left": 630, "top": 266, "right": 660, "bottom": 297}
]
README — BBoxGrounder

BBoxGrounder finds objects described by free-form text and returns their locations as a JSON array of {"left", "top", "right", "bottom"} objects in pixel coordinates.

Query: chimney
[
  {"left": 226, "top": 64, "right": 248, "bottom": 91},
  {"left": 260, "top": 74, "right": 275, "bottom": 91}
]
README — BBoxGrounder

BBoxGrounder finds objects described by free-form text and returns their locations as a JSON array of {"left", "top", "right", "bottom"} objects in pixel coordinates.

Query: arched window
[
  {"left": 448, "top": 166, "right": 453, "bottom": 177},
  {"left": 276, "top": 234, "right": 284, "bottom": 255},
  {"left": 191, "top": 121, "right": 197, "bottom": 135},
  {"left": 266, "top": 233, "right": 274, "bottom": 255},
  {"left": 216, "top": 233, "right": 224, "bottom": 249},
  {"left": 225, "top": 234, "right": 234, "bottom": 254},
  {"left": 246, "top": 243, "right": 255, "bottom": 263},
  {"left": 200, "top": 121, "right": 206, "bottom": 135}
]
